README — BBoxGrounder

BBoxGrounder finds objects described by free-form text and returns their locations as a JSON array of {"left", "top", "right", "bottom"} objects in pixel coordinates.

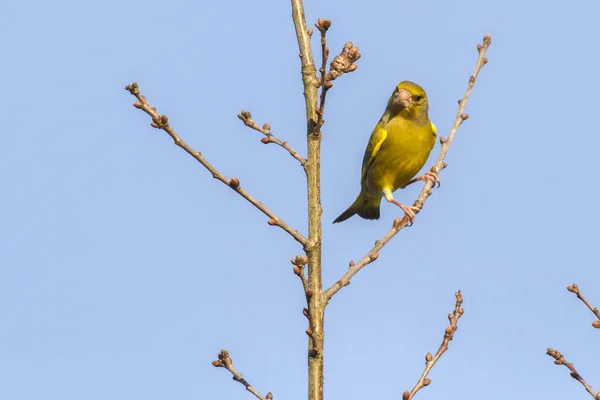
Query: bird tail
[{"left": 333, "top": 192, "right": 382, "bottom": 223}]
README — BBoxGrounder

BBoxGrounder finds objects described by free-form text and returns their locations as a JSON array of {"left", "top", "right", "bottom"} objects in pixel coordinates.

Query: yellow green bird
[{"left": 333, "top": 81, "right": 438, "bottom": 224}]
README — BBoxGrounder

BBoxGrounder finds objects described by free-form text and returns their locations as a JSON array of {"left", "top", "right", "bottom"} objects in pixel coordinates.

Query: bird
[{"left": 333, "top": 81, "right": 439, "bottom": 224}]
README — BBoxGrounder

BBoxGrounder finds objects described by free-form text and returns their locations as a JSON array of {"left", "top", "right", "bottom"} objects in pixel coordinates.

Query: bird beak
[{"left": 394, "top": 89, "right": 411, "bottom": 108}]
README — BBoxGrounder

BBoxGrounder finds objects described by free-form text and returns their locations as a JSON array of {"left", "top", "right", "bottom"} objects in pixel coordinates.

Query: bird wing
[{"left": 360, "top": 121, "right": 387, "bottom": 187}]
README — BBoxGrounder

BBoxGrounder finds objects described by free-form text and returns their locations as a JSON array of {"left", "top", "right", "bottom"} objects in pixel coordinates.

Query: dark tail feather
[{"left": 333, "top": 193, "right": 382, "bottom": 223}]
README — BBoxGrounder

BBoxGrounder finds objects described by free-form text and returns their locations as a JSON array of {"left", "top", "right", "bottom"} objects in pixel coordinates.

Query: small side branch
[
  {"left": 546, "top": 348, "right": 598, "bottom": 399},
  {"left": 567, "top": 284, "right": 600, "bottom": 328},
  {"left": 402, "top": 291, "right": 464, "bottom": 400},
  {"left": 319, "top": 41, "right": 360, "bottom": 87},
  {"left": 212, "top": 350, "right": 273, "bottom": 400},
  {"left": 324, "top": 34, "right": 492, "bottom": 301},
  {"left": 238, "top": 111, "right": 306, "bottom": 166},
  {"left": 291, "top": 254, "right": 319, "bottom": 348},
  {"left": 314, "top": 18, "right": 332, "bottom": 132},
  {"left": 125, "top": 82, "right": 307, "bottom": 247}
]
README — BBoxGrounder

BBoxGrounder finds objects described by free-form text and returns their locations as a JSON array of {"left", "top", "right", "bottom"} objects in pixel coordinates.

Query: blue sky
[{"left": 2, "top": 0, "right": 600, "bottom": 399}]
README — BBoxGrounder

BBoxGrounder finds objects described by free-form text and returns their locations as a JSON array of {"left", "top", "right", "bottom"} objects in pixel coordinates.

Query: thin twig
[
  {"left": 212, "top": 350, "right": 273, "bottom": 400},
  {"left": 292, "top": 255, "right": 319, "bottom": 344},
  {"left": 324, "top": 34, "right": 492, "bottom": 301},
  {"left": 567, "top": 284, "right": 600, "bottom": 327},
  {"left": 403, "top": 291, "right": 464, "bottom": 400},
  {"left": 237, "top": 111, "right": 306, "bottom": 166},
  {"left": 125, "top": 82, "right": 307, "bottom": 247},
  {"left": 546, "top": 348, "right": 598, "bottom": 399},
  {"left": 315, "top": 18, "right": 331, "bottom": 132}
]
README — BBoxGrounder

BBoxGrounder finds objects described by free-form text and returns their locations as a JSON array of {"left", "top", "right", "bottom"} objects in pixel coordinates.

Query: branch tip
[
  {"left": 547, "top": 347, "right": 596, "bottom": 398},
  {"left": 237, "top": 109, "right": 306, "bottom": 166},
  {"left": 404, "top": 292, "right": 465, "bottom": 399}
]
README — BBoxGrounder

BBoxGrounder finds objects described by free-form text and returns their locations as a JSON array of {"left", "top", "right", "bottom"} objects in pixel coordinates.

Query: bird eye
[{"left": 413, "top": 95, "right": 423, "bottom": 102}]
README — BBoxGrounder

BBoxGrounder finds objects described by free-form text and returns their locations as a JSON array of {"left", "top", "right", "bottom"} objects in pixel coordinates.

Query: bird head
[{"left": 388, "top": 81, "right": 429, "bottom": 119}]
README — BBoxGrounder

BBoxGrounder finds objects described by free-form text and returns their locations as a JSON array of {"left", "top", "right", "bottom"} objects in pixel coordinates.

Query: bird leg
[
  {"left": 404, "top": 170, "right": 440, "bottom": 188},
  {"left": 383, "top": 189, "right": 419, "bottom": 224}
]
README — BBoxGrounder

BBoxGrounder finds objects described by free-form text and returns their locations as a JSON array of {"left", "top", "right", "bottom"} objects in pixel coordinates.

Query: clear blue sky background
[{"left": 2, "top": 0, "right": 599, "bottom": 399}]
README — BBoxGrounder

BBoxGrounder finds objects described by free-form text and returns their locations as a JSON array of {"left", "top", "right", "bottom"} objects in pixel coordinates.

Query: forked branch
[
  {"left": 324, "top": 34, "right": 492, "bottom": 301},
  {"left": 125, "top": 82, "right": 307, "bottom": 247}
]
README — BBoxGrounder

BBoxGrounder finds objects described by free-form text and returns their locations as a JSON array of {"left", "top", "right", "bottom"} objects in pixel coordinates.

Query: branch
[
  {"left": 318, "top": 41, "right": 360, "bottom": 87},
  {"left": 315, "top": 18, "right": 332, "bottom": 132},
  {"left": 324, "top": 34, "right": 492, "bottom": 301},
  {"left": 291, "top": 254, "right": 320, "bottom": 346},
  {"left": 567, "top": 284, "right": 600, "bottom": 328},
  {"left": 238, "top": 111, "right": 306, "bottom": 166},
  {"left": 125, "top": 82, "right": 307, "bottom": 247},
  {"left": 212, "top": 350, "right": 273, "bottom": 400},
  {"left": 290, "top": 3, "right": 325, "bottom": 400},
  {"left": 403, "top": 291, "right": 464, "bottom": 400},
  {"left": 546, "top": 348, "right": 598, "bottom": 399}
]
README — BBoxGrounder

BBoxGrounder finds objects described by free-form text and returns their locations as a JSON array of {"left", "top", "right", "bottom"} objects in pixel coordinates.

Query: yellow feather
[{"left": 334, "top": 81, "right": 436, "bottom": 223}]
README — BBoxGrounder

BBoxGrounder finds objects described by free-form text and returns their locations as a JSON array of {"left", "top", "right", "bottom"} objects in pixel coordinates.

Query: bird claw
[
  {"left": 392, "top": 200, "right": 419, "bottom": 226},
  {"left": 405, "top": 170, "right": 441, "bottom": 188}
]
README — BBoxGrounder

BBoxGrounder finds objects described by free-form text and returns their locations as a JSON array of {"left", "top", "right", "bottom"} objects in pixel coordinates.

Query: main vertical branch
[{"left": 291, "top": 1, "right": 324, "bottom": 400}]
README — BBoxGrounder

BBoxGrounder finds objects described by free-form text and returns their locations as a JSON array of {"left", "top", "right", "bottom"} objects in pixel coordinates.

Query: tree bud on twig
[{"left": 229, "top": 177, "right": 240, "bottom": 189}]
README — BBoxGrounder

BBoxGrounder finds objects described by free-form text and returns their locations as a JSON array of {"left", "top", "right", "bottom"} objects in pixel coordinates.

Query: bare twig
[
  {"left": 403, "top": 291, "right": 464, "bottom": 400},
  {"left": 324, "top": 34, "right": 492, "bottom": 301},
  {"left": 567, "top": 284, "right": 600, "bottom": 328},
  {"left": 212, "top": 350, "right": 273, "bottom": 400},
  {"left": 546, "top": 348, "right": 598, "bottom": 399},
  {"left": 315, "top": 18, "right": 332, "bottom": 132},
  {"left": 291, "top": 255, "right": 319, "bottom": 342},
  {"left": 238, "top": 111, "right": 306, "bottom": 166},
  {"left": 125, "top": 82, "right": 307, "bottom": 247}
]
